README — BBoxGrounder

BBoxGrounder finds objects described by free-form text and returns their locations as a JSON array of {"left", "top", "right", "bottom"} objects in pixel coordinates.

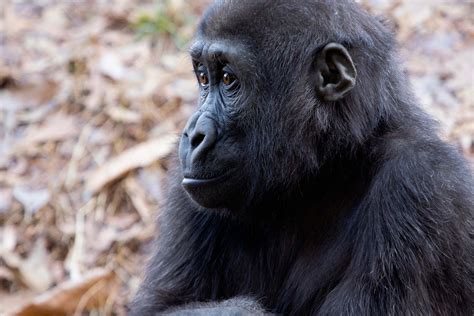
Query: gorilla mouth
[
  {"left": 181, "top": 170, "right": 240, "bottom": 209},
  {"left": 182, "top": 172, "right": 230, "bottom": 188}
]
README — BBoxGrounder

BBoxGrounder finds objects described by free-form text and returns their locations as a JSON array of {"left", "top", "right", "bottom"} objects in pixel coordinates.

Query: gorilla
[{"left": 130, "top": 0, "right": 474, "bottom": 315}]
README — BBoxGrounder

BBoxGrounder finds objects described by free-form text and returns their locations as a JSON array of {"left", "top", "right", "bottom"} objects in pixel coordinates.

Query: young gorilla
[{"left": 131, "top": 0, "right": 474, "bottom": 315}]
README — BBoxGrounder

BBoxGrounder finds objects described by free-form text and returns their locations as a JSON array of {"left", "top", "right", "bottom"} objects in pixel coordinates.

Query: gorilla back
[{"left": 131, "top": 1, "right": 474, "bottom": 315}]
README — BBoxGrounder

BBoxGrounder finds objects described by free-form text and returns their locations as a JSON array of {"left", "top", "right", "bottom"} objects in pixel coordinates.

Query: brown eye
[
  {"left": 198, "top": 72, "right": 209, "bottom": 86},
  {"left": 222, "top": 72, "right": 235, "bottom": 86}
]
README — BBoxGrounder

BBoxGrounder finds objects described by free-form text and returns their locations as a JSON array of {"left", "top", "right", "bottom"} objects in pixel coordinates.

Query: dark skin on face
[
  {"left": 179, "top": 40, "right": 247, "bottom": 209},
  {"left": 178, "top": 43, "right": 254, "bottom": 210},
  {"left": 130, "top": 1, "right": 474, "bottom": 315},
  {"left": 179, "top": 38, "right": 356, "bottom": 211}
]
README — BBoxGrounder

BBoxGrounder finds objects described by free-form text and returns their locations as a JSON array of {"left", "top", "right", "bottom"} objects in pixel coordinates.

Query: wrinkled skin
[{"left": 130, "top": 1, "right": 474, "bottom": 315}]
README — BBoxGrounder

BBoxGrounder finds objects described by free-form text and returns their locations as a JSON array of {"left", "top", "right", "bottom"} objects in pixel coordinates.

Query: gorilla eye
[
  {"left": 222, "top": 72, "right": 236, "bottom": 86},
  {"left": 198, "top": 71, "right": 209, "bottom": 86}
]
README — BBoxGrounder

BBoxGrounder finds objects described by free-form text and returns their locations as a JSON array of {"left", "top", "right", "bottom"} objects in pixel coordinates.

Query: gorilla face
[
  {"left": 178, "top": 40, "right": 253, "bottom": 210},
  {"left": 179, "top": 4, "right": 357, "bottom": 211}
]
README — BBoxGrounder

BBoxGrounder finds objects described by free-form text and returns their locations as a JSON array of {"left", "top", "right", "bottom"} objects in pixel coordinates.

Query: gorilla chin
[{"left": 181, "top": 169, "right": 244, "bottom": 210}]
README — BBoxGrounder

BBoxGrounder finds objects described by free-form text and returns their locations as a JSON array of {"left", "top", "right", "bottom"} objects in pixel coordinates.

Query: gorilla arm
[{"left": 318, "top": 139, "right": 473, "bottom": 315}]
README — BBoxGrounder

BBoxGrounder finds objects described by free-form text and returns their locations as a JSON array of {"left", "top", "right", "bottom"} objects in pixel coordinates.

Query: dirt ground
[{"left": 0, "top": 0, "right": 472, "bottom": 315}]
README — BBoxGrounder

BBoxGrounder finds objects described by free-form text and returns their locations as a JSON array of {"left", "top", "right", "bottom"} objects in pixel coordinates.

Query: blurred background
[{"left": 0, "top": 0, "right": 472, "bottom": 315}]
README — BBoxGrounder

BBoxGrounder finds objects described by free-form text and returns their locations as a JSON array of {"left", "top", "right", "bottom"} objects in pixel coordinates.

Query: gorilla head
[{"left": 179, "top": 1, "right": 392, "bottom": 210}]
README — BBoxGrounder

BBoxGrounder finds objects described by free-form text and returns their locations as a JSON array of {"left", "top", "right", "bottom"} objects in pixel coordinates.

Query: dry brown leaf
[
  {"left": 108, "top": 213, "right": 139, "bottom": 230},
  {"left": 85, "top": 134, "right": 176, "bottom": 195},
  {"left": 99, "top": 51, "right": 126, "bottom": 81},
  {"left": 106, "top": 106, "right": 142, "bottom": 124},
  {"left": 0, "top": 188, "right": 13, "bottom": 213},
  {"left": 163, "top": 78, "right": 198, "bottom": 102},
  {"left": 64, "top": 204, "right": 90, "bottom": 281},
  {"left": 125, "top": 176, "right": 153, "bottom": 222},
  {"left": 0, "top": 265, "right": 15, "bottom": 282},
  {"left": 0, "top": 290, "right": 38, "bottom": 316},
  {"left": 116, "top": 223, "right": 155, "bottom": 244},
  {"left": 0, "top": 225, "right": 21, "bottom": 268},
  {"left": 12, "top": 186, "right": 50, "bottom": 215},
  {"left": 0, "top": 226, "right": 17, "bottom": 254},
  {"left": 13, "top": 115, "right": 79, "bottom": 153},
  {"left": 18, "top": 238, "right": 54, "bottom": 292},
  {"left": 3, "top": 81, "right": 58, "bottom": 109},
  {"left": 1, "top": 235, "right": 54, "bottom": 295},
  {"left": 10, "top": 268, "right": 116, "bottom": 316}
]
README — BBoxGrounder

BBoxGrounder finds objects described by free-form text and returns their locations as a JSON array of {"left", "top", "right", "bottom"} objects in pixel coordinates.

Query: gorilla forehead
[
  {"left": 199, "top": 0, "right": 354, "bottom": 39},
  {"left": 197, "top": 0, "right": 390, "bottom": 58}
]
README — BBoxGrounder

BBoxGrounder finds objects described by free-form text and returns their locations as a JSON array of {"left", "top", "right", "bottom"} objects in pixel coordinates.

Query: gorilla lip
[{"left": 182, "top": 172, "right": 230, "bottom": 188}]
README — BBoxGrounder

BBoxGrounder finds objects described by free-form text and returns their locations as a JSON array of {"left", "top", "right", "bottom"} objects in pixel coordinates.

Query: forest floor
[{"left": 0, "top": 0, "right": 472, "bottom": 315}]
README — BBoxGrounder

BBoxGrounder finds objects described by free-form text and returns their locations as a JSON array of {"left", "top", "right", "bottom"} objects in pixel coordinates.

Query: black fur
[{"left": 130, "top": 1, "right": 474, "bottom": 315}]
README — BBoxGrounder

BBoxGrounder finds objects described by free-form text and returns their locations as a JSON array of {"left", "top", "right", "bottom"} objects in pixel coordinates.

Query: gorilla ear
[{"left": 314, "top": 43, "right": 357, "bottom": 101}]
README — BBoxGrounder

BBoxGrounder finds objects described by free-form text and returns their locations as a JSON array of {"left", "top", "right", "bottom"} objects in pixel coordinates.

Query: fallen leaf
[
  {"left": 0, "top": 290, "right": 38, "bottom": 316},
  {"left": 85, "top": 134, "right": 176, "bottom": 195},
  {"left": 1, "top": 225, "right": 17, "bottom": 253},
  {"left": 106, "top": 105, "right": 142, "bottom": 123},
  {"left": 0, "top": 188, "right": 13, "bottom": 213},
  {"left": 99, "top": 52, "right": 126, "bottom": 81},
  {"left": 13, "top": 114, "right": 79, "bottom": 153},
  {"left": 18, "top": 238, "right": 54, "bottom": 292},
  {"left": 10, "top": 268, "right": 116, "bottom": 316},
  {"left": 125, "top": 176, "right": 153, "bottom": 221},
  {"left": 116, "top": 223, "right": 155, "bottom": 244},
  {"left": 0, "top": 265, "right": 15, "bottom": 282},
  {"left": 12, "top": 186, "right": 50, "bottom": 214},
  {"left": 1, "top": 81, "right": 58, "bottom": 110},
  {"left": 0, "top": 226, "right": 22, "bottom": 268},
  {"left": 163, "top": 78, "right": 198, "bottom": 102},
  {"left": 108, "top": 213, "right": 139, "bottom": 230}
]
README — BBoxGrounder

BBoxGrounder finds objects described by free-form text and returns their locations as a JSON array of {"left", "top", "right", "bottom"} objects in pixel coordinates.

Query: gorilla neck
[{"left": 243, "top": 149, "right": 374, "bottom": 229}]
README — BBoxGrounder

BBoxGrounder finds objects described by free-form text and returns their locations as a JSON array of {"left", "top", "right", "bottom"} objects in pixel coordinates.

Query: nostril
[{"left": 190, "top": 132, "right": 205, "bottom": 148}]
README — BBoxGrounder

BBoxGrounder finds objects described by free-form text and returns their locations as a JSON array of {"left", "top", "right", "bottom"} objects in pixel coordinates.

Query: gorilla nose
[{"left": 184, "top": 113, "right": 218, "bottom": 163}]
